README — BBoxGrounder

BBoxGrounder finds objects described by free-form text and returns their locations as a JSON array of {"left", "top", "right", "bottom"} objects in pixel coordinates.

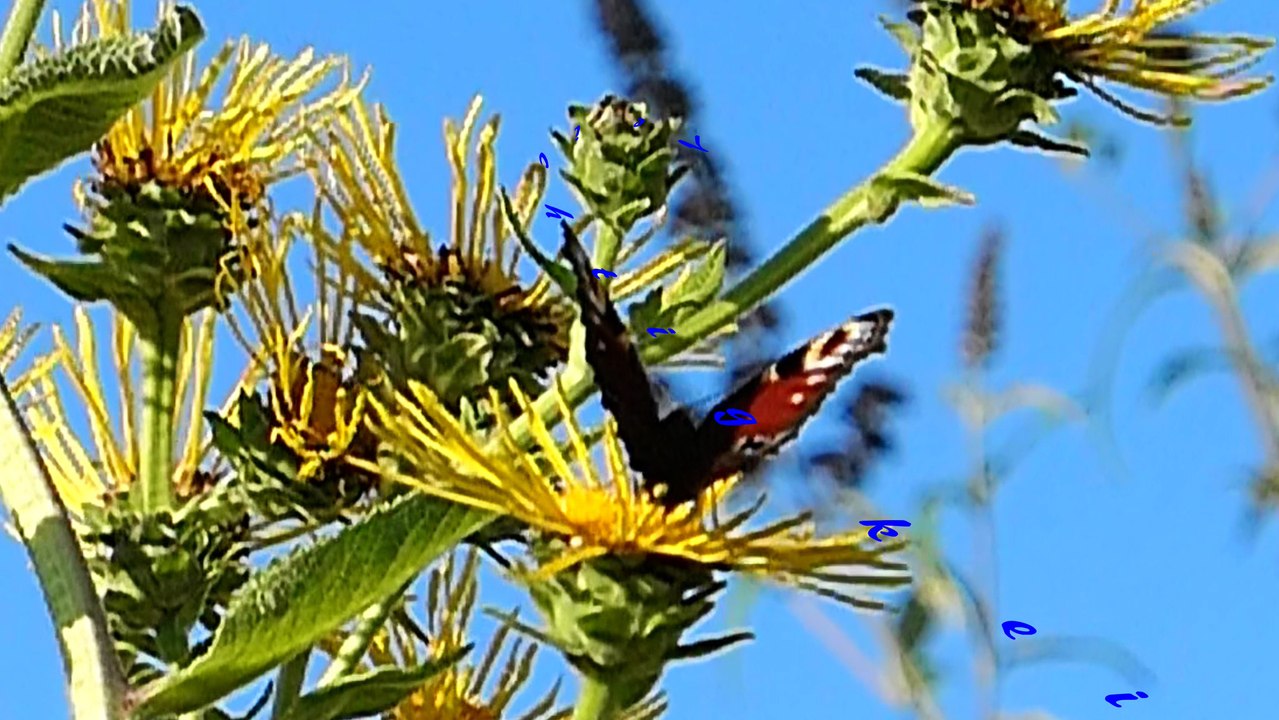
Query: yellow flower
[
  {"left": 19, "top": 306, "right": 227, "bottom": 515},
  {"left": 61, "top": 0, "right": 362, "bottom": 235},
  {"left": 223, "top": 211, "right": 378, "bottom": 485},
  {"left": 964, "top": 0, "right": 1271, "bottom": 112},
  {"left": 361, "top": 378, "right": 910, "bottom": 609},
  {"left": 302, "top": 94, "right": 575, "bottom": 408},
  {"left": 321, "top": 550, "right": 568, "bottom": 720}
]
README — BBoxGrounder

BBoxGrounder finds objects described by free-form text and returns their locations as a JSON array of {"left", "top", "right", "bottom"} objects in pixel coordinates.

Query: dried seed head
[
  {"left": 1185, "top": 167, "right": 1219, "bottom": 244},
  {"left": 962, "top": 225, "right": 1004, "bottom": 369}
]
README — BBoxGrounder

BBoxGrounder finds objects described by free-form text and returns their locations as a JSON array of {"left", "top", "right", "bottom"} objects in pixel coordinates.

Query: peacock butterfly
[{"left": 559, "top": 221, "right": 894, "bottom": 506}]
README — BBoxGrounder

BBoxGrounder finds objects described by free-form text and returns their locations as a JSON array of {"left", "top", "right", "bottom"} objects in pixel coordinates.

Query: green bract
[{"left": 859, "top": 1, "right": 1089, "bottom": 156}]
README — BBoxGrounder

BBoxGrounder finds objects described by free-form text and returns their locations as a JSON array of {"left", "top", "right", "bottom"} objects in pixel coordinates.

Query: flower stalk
[
  {"left": 573, "top": 675, "right": 621, "bottom": 720},
  {"left": 135, "top": 306, "right": 182, "bottom": 512}
]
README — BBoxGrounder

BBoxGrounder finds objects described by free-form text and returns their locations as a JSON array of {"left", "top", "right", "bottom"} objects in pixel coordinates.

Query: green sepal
[
  {"left": 0, "top": 6, "right": 205, "bottom": 202},
  {"left": 500, "top": 186, "right": 579, "bottom": 294},
  {"left": 1007, "top": 128, "right": 1091, "bottom": 157},
  {"left": 205, "top": 392, "right": 299, "bottom": 487},
  {"left": 855, "top": 67, "right": 912, "bottom": 102}
]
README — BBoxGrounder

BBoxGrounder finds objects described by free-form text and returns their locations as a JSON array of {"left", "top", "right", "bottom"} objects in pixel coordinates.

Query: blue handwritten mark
[
  {"left": 591, "top": 269, "right": 617, "bottom": 279},
  {"left": 1106, "top": 692, "right": 1148, "bottom": 708},
  {"left": 575, "top": 125, "right": 580, "bottom": 141},
  {"left": 678, "top": 135, "right": 708, "bottom": 153},
  {"left": 1000, "top": 620, "right": 1037, "bottom": 640},
  {"left": 647, "top": 327, "right": 676, "bottom": 338},
  {"left": 634, "top": 118, "right": 645, "bottom": 128},
  {"left": 713, "top": 408, "right": 756, "bottom": 426},
  {"left": 859, "top": 520, "right": 911, "bottom": 542},
  {"left": 539, "top": 153, "right": 549, "bottom": 168},
  {"left": 544, "top": 204, "right": 575, "bottom": 220}
]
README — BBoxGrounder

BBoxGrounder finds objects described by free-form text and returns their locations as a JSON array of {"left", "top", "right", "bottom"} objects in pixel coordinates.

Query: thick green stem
[
  {"left": 0, "top": 376, "right": 129, "bottom": 720},
  {"left": 0, "top": 0, "right": 45, "bottom": 80},
  {"left": 134, "top": 306, "right": 182, "bottom": 512},
  {"left": 491, "top": 119, "right": 963, "bottom": 451},
  {"left": 572, "top": 674, "right": 622, "bottom": 720}
]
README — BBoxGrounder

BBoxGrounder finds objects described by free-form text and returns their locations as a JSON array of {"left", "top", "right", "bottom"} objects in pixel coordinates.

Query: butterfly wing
[
  {"left": 693, "top": 309, "right": 895, "bottom": 485},
  {"left": 558, "top": 221, "right": 700, "bottom": 495}
]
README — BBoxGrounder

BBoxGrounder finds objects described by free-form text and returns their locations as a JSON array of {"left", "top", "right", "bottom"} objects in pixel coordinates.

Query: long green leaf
[
  {"left": 132, "top": 494, "right": 493, "bottom": 716},
  {"left": 0, "top": 5, "right": 204, "bottom": 201}
]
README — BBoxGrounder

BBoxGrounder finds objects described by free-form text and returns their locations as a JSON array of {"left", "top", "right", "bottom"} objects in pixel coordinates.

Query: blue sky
[{"left": 3, "top": 1, "right": 1279, "bottom": 718}]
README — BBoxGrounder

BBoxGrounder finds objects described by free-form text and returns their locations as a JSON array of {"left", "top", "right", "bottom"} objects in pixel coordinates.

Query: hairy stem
[
  {"left": 316, "top": 582, "right": 409, "bottom": 687},
  {"left": 0, "top": 376, "right": 129, "bottom": 720},
  {"left": 134, "top": 306, "right": 182, "bottom": 512},
  {"left": 492, "top": 119, "right": 963, "bottom": 451}
]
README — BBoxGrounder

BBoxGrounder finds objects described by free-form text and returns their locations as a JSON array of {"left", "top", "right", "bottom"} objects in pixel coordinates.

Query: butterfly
[{"left": 558, "top": 220, "right": 895, "bottom": 506}]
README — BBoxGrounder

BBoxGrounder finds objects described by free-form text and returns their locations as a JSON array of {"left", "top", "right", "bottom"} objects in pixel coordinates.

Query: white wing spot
[{"left": 790, "top": 392, "right": 806, "bottom": 405}]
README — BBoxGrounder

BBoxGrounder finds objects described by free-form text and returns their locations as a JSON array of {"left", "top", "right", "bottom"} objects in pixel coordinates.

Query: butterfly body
[{"left": 560, "top": 221, "right": 894, "bottom": 506}]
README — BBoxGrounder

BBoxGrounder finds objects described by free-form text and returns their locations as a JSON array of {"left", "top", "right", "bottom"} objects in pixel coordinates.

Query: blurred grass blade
[
  {"left": 0, "top": 5, "right": 204, "bottom": 202},
  {"left": 132, "top": 494, "right": 493, "bottom": 717}
]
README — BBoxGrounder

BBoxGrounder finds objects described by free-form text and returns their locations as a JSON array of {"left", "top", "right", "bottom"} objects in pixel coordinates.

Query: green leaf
[
  {"left": 132, "top": 494, "right": 494, "bottom": 717},
  {"left": 854, "top": 67, "right": 912, "bottom": 102},
  {"left": 282, "top": 647, "right": 471, "bottom": 720},
  {"left": 500, "top": 186, "right": 577, "bottom": 294},
  {"left": 1008, "top": 129, "right": 1090, "bottom": 157},
  {"left": 7, "top": 244, "right": 146, "bottom": 306},
  {"left": 0, "top": 6, "right": 205, "bottom": 202},
  {"left": 668, "top": 631, "right": 753, "bottom": 661},
  {"left": 665, "top": 242, "right": 725, "bottom": 320},
  {"left": 877, "top": 170, "right": 976, "bottom": 207},
  {"left": 878, "top": 16, "right": 920, "bottom": 55}
]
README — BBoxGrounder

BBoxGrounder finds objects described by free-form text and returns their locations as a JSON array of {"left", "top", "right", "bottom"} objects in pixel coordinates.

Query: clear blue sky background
[{"left": 3, "top": 1, "right": 1279, "bottom": 718}]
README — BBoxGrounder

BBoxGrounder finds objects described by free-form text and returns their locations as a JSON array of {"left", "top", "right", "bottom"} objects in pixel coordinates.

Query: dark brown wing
[
  {"left": 692, "top": 308, "right": 895, "bottom": 486},
  {"left": 558, "top": 221, "right": 700, "bottom": 497}
]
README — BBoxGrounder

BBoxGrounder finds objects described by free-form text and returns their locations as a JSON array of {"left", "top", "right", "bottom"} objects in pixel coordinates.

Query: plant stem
[
  {"left": 572, "top": 674, "right": 621, "bottom": 720},
  {"left": 491, "top": 119, "right": 963, "bottom": 451},
  {"left": 0, "top": 376, "right": 129, "bottom": 720},
  {"left": 965, "top": 371, "right": 1000, "bottom": 720},
  {"left": 1205, "top": 284, "right": 1279, "bottom": 462},
  {"left": 316, "top": 582, "right": 408, "bottom": 687},
  {"left": 271, "top": 651, "right": 309, "bottom": 720},
  {"left": 135, "top": 306, "right": 181, "bottom": 512},
  {"left": 0, "top": 0, "right": 45, "bottom": 81}
]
